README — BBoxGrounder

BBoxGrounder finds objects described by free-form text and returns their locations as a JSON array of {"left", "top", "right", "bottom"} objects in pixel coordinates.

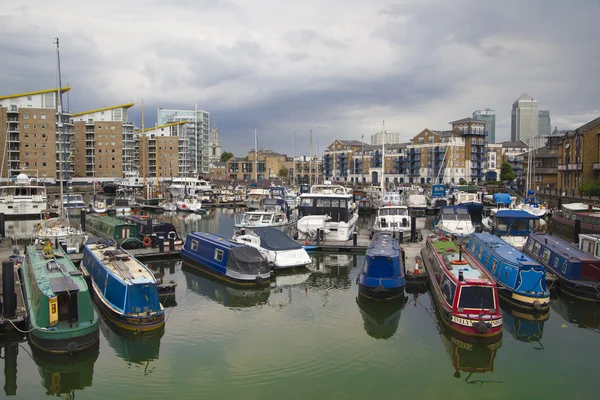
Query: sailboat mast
[
  {"left": 254, "top": 128, "right": 258, "bottom": 182},
  {"left": 381, "top": 120, "right": 385, "bottom": 192},
  {"left": 142, "top": 99, "right": 148, "bottom": 199},
  {"left": 54, "top": 38, "right": 65, "bottom": 220},
  {"left": 309, "top": 130, "right": 313, "bottom": 187}
]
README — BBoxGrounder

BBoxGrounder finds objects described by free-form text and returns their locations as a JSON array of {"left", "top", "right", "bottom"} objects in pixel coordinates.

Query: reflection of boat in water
[
  {"left": 274, "top": 268, "right": 312, "bottom": 287},
  {"left": 99, "top": 316, "right": 163, "bottom": 367},
  {"left": 312, "top": 253, "right": 356, "bottom": 270},
  {"left": 551, "top": 293, "right": 600, "bottom": 332},
  {"left": 356, "top": 295, "right": 407, "bottom": 339},
  {"left": 0, "top": 331, "right": 26, "bottom": 396},
  {"left": 439, "top": 322, "right": 502, "bottom": 384},
  {"left": 500, "top": 299, "right": 547, "bottom": 344},
  {"left": 31, "top": 342, "right": 99, "bottom": 396},
  {"left": 306, "top": 253, "right": 356, "bottom": 289},
  {"left": 183, "top": 263, "right": 270, "bottom": 307}
]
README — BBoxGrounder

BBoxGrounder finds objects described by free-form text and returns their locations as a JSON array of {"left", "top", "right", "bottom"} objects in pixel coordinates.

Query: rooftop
[
  {"left": 0, "top": 87, "right": 71, "bottom": 101},
  {"left": 449, "top": 117, "right": 487, "bottom": 125},
  {"left": 72, "top": 103, "right": 135, "bottom": 117}
]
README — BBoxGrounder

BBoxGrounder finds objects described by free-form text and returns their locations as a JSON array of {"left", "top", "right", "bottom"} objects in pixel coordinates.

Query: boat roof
[
  {"left": 379, "top": 205, "right": 408, "bottom": 209},
  {"left": 88, "top": 214, "right": 136, "bottom": 228},
  {"left": 562, "top": 203, "right": 600, "bottom": 211},
  {"left": 86, "top": 244, "right": 155, "bottom": 284},
  {"left": 471, "top": 233, "right": 540, "bottom": 267},
  {"left": 254, "top": 227, "right": 302, "bottom": 251},
  {"left": 366, "top": 232, "right": 400, "bottom": 258},
  {"left": 429, "top": 238, "right": 491, "bottom": 283},
  {"left": 188, "top": 232, "right": 246, "bottom": 249},
  {"left": 528, "top": 233, "right": 599, "bottom": 262},
  {"left": 579, "top": 233, "right": 600, "bottom": 240},
  {"left": 26, "top": 244, "right": 88, "bottom": 296},
  {"left": 494, "top": 209, "right": 539, "bottom": 220},
  {"left": 441, "top": 206, "right": 469, "bottom": 214},
  {"left": 300, "top": 193, "right": 352, "bottom": 198}
]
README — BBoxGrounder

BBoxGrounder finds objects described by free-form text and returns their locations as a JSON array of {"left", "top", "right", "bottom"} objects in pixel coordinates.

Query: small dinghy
[{"left": 358, "top": 232, "right": 406, "bottom": 300}]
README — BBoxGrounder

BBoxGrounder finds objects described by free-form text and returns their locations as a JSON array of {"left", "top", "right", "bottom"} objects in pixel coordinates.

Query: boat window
[
  {"left": 541, "top": 249, "right": 551, "bottom": 263},
  {"left": 491, "top": 259, "right": 498, "bottom": 274},
  {"left": 586, "top": 240, "right": 593, "bottom": 254},
  {"left": 300, "top": 198, "right": 312, "bottom": 207},
  {"left": 561, "top": 260, "right": 568, "bottom": 274},
  {"left": 331, "top": 199, "right": 340, "bottom": 208},
  {"left": 191, "top": 239, "right": 199, "bottom": 251},
  {"left": 261, "top": 215, "right": 272, "bottom": 223},
  {"left": 553, "top": 256, "right": 560, "bottom": 269},
  {"left": 533, "top": 243, "right": 541, "bottom": 256},
  {"left": 458, "top": 286, "right": 495, "bottom": 309},
  {"left": 485, "top": 253, "right": 490, "bottom": 265},
  {"left": 526, "top": 239, "right": 534, "bottom": 252},
  {"left": 214, "top": 249, "right": 224, "bottom": 262},
  {"left": 478, "top": 247, "right": 483, "bottom": 260},
  {"left": 316, "top": 199, "right": 331, "bottom": 208}
]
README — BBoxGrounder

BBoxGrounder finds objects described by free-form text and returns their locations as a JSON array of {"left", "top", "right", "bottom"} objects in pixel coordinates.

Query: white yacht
[
  {"left": 176, "top": 196, "right": 204, "bottom": 213},
  {"left": 169, "top": 177, "right": 211, "bottom": 198},
  {"left": 372, "top": 205, "right": 411, "bottom": 235},
  {"left": 245, "top": 188, "right": 270, "bottom": 210},
  {"left": 36, "top": 218, "right": 87, "bottom": 254},
  {"left": 285, "top": 189, "right": 298, "bottom": 210},
  {"left": 234, "top": 228, "right": 312, "bottom": 270},
  {"left": 296, "top": 184, "right": 358, "bottom": 242},
  {"left": 436, "top": 205, "right": 475, "bottom": 238},
  {"left": 0, "top": 173, "right": 47, "bottom": 219},
  {"left": 234, "top": 210, "right": 290, "bottom": 233},
  {"left": 52, "top": 193, "right": 86, "bottom": 210}
]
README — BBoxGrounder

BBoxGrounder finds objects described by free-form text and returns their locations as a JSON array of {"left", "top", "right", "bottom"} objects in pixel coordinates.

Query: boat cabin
[
  {"left": 363, "top": 233, "right": 403, "bottom": 279},
  {"left": 234, "top": 211, "right": 287, "bottom": 228},
  {"left": 525, "top": 233, "right": 600, "bottom": 282},
  {"left": 439, "top": 206, "right": 470, "bottom": 223},
  {"left": 579, "top": 233, "right": 600, "bottom": 258},
  {"left": 86, "top": 215, "right": 138, "bottom": 241},
  {"left": 268, "top": 186, "right": 286, "bottom": 199},
  {"left": 467, "top": 233, "right": 547, "bottom": 294},
  {"left": 122, "top": 215, "right": 181, "bottom": 242},
  {"left": 298, "top": 193, "right": 353, "bottom": 223},
  {"left": 561, "top": 203, "right": 600, "bottom": 220},
  {"left": 489, "top": 209, "right": 539, "bottom": 236}
]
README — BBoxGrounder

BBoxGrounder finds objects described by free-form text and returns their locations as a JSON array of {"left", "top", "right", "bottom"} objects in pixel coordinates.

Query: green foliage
[
  {"left": 459, "top": 179, "right": 467, "bottom": 185},
  {"left": 242, "top": 156, "right": 249, "bottom": 161},
  {"left": 278, "top": 166, "right": 289, "bottom": 178},
  {"left": 500, "top": 162, "right": 516, "bottom": 182},
  {"left": 579, "top": 181, "right": 600, "bottom": 196},
  {"left": 220, "top": 152, "right": 234, "bottom": 162}
]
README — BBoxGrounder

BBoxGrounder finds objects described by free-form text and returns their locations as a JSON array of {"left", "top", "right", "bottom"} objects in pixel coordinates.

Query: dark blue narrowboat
[
  {"left": 524, "top": 233, "right": 600, "bottom": 302},
  {"left": 80, "top": 242, "right": 164, "bottom": 331},
  {"left": 182, "top": 232, "right": 272, "bottom": 287},
  {"left": 121, "top": 214, "right": 183, "bottom": 249},
  {"left": 466, "top": 233, "right": 550, "bottom": 311},
  {"left": 358, "top": 232, "right": 406, "bottom": 300}
]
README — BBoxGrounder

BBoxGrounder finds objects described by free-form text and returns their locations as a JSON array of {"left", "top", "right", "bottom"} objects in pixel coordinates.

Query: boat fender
[
  {"left": 450, "top": 260, "right": 467, "bottom": 265},
  {"left": 533, "top": 300, "right": 541, "bottom": 310},
  {"left": 143, "top": 237, "right": 152, "bottom": 247},
  {"left": 255, "top": 276, "right": 263, "bottom": 284}
]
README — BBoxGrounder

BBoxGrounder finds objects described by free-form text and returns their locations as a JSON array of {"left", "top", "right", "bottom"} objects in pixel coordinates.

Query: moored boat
[
  {"left": 481, "top": 209, "right": 541, "bottom": 250},
  {"left": 524, "top": 233, "right": 600, "bottom": 302},
  {"left": 466, "top": 233, "right": 550, "bottom": 311},
  {"left": 552, "top": 203, "right": 600, "bottom": 236},
  {"left": 0, "top": 173, "right": 48, "bottom": 220},
  {"left": 182, "top": 232, "right": 272, "bottom": 287},
  {"left": 420, "top": 234, "right": 503, "bottom": 339},
  {"left": 372, "top": 205, "right": 411, "bottom": 236},
  {"left": 176, "top": 195, "right": 204, "bottom": 213},
  {"left": 358, "top": 232, "right": 406, "bottom": 300},
  {"left": 85, "top": 214, "right": 137, "bottom": 243},
  {"left": 80, "top": 241, "right": 165, "bottom": 331},
  {"left": 121, "top": 214, "right": 183, "bottom": 250},
  {"left": 436, "top": 206, "right": 475, "bottom": 238},
  {"left": 21, "top": 240, "right": 99, "bottom": 353}
]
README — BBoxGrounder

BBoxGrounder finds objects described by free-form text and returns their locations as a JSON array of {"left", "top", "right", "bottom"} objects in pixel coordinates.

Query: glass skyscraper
[
  {"left": 538, "top": 110, "right": 551, "bottom": 136},
  {"left": 473, "top": 108, "right": 496, "bottom": 143}
]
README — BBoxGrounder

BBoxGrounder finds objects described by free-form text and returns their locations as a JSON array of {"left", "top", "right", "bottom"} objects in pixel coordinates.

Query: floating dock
[{"left": 0, "top": 239, "right": 27, "bottom": 332}]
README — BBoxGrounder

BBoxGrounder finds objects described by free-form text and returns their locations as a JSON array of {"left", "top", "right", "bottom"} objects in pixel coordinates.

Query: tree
[
  {"left": 220, "top": 152, "right": 234, "bottom": 162},
  {"left": 278, "top": 166, "right": 289, "bottom": 179},
  {"left": 500, "top": 162, "right": 516, "bottom": 182}
]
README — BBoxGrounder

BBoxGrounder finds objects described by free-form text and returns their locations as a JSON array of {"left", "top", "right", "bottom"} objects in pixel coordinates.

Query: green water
[{"left": 2, "top": 209, "right": 599, "bottom": 399}]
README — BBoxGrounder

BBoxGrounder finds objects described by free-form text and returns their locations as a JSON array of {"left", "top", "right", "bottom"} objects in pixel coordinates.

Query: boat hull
[
  {"left": 358, "top": 283, "right": 404, "bottom": 301},
  {"left": 182, "top": 254, "right": 271, "bottom": 288},
  {"left": 29, "top": 328, "right": 99, "bottom": 355}
]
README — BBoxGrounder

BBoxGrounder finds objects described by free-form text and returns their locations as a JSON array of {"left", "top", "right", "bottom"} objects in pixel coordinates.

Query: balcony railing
[{"left": 593, "top": 163, "right": 600, "bottom": 171}]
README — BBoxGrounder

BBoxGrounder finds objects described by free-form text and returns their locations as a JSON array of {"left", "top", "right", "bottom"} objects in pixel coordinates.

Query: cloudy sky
[{"left": 1, "top": 0, "right": 599, "bottom": 156}]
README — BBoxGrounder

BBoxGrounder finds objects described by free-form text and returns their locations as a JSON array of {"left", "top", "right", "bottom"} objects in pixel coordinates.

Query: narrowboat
[
  {"left": 85, "top": 214, "right": 138, "bottom": 243},
  {"left": 358, "top": 232, "right": 406, "bottom": 300},
  {"left": 436, "top": 206, "right": 475, "bottom": 238},
  {"left": 552, "top": 203, "right": 600, "bottom": 236},
  {"left": 80, "top": 242, "right": 165, "bottom": 331},
  {"left": 420, "top": 235, "right": 503, "bottom": 339},
  {"left": 21, "top": 240, "right": 99, "bottom": 353},
  {"left": 466, "top": 233, "right": 550, "bottom": 310},
  {"left": 524, "top": 233, "right": 600, "bottom": 301},
  {"left": 121, "top": 214, "right": 183, "bottom": 249},
  {"left": 481, "top": 209, "right": 541, "bottom": 250},
  {"left": 356, "top": 295, "right": 407, "bottom": 339},
  {"left": 182, "top": 232, "right": 272, "bottom": 287},
  {"left": 579, "top": 233, "right": 600, "bottom": 258}
]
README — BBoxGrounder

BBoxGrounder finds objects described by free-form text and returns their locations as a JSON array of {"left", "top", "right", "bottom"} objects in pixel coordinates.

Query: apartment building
[
  {"left": 72, "top": 103, "right": 135, "bottom": 178},
  {"left": 137, "top": 122, "right": 185, "bottom": 179},
  {"left": 557, "top": 116, "right": 600, "bottom": 192},
  {"left": 0, "top": 88, "right": 74, "bottom": 181}
]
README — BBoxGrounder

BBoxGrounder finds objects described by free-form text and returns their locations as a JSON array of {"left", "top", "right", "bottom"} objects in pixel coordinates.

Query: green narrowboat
[
  {"left": 86, "top": 214, "right": 138, "bottom": 242},
  {"left": 21, "top": 240, "right": 99, "bottom": 354}
]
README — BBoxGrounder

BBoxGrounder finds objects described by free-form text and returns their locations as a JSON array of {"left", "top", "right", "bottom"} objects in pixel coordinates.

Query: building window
[{"left": 23, "top": 114, "right": 29, "bottom": 119}]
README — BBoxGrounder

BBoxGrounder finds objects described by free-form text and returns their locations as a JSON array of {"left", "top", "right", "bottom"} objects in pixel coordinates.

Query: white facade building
[{"left": 371, "top": 131, "right": 403, "bottom": 145}]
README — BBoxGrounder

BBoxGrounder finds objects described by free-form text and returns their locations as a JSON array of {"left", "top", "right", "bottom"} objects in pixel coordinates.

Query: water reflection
[
  {"left": 306, "top": 253, "right": 357, "bottom": 290},
  {"left": 99, "top": 317, "right": 164, "bottom": 372},
  {"left": 551, "top": 293, "right": 600, "bottom": 333},
  {"left": 356, "top": 295, "right": 408, "bottom": 339},
  {"left": 145, "top": 259, "right": 180, "bottom": 308},
  {"left": 31, "top": 342, "right": 99, "bottom": 397},
  {"left": 182, "top": 263, "right": 270, "bottom": 308},
  {"left": 500, "top": 299, "right": 547, "bottom": 346},
  {"left": 439, "top": 324, "right": 503, "bottom": 385},
  {"left": 1, "top": 331, "right": 26, "bottom": 396}
]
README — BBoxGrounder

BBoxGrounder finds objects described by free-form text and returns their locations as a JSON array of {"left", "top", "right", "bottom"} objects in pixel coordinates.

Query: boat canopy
[
  {"left": 255, "top": 228, "right": 302, "bottom": 251},
  {"left": 226, "top": 246, "right": 271, "bottom": 275},
  {"left": 492, "top": 193, "right": 512, "bottom": 206},
  {"left": 495, "top": 210, "right": 539, "bottom": 220}
]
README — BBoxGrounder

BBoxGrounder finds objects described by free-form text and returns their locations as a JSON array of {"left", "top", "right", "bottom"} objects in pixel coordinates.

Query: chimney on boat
[
  {"left": 459, "top": 247, "right": 462, "bottom": 262},
  {"left": 589, "top": 204, "right": 593, "bottom": 212},
  {"left": 458, "top": 270, "right": 464, "bottom": 281}
]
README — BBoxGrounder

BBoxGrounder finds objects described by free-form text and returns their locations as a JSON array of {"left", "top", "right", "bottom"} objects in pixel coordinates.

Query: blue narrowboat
[
  {"left": 358, "top": 232, "right": 406, "bottom": 300},
  {"left": 182, "top": 232, "right": 272, "bottom": 287},
  {"left": 80, "top": 242, "right": 165, "bottom": 331},
  {"left": 466, "top": 233, "right": 550, "bottom": 311},
  {"left": 524, "top": 233, "right": 600, "bottom": 302},
  {"left": 482, "top": 209, "right": 540, "bottom": 250}
]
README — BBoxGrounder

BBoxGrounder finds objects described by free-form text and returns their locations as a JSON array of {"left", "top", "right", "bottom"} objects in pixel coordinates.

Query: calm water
[{"left": 2, "top": 209, "right": 600, "bottom": 399}]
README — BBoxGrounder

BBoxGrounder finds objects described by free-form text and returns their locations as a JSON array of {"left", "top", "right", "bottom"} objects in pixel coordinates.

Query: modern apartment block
[
  {"left": 137, "top": 122, "right": 185, "bottom": 179},
  {"left": 473, "top": 108, "right": 496, "bottom": 143},
  {"left": 538, "top": 110, "right": 551, "bottom": 136},
  {"left": 0, "top": 88, "right": 74, "bottom": 181},
  {"left": 72, "top": 104, "right": 135, "bottom": 178},
  {"left": 157, "top": 108, "right": 210, "bottom": 176},
  {"left": 511, "top": 93, "right": 539, "bottom": 143},
  {"left": 371, "top": 131, "right": 402, "bottom": 145}
]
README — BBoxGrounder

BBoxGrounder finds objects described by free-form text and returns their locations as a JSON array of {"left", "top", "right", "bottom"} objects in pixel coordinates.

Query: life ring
[
  {"left": 140, "top": 215, "right": 149, "bottom": 219},
  {"left": 143, "top": 237, "right": 152, "bottom": 247},
  {"left": 168, "top": 231, "right": 176, "bottom": 239},
  {"left": 450, "top": 260, "right": 468, "bottom": 265}
]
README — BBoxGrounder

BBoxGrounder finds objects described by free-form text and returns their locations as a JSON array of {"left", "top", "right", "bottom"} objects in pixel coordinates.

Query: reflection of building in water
[
  {"left": 552, "top": 294, "right": 600, "bottom": 332},
  {"left": 357, "top": 296, "right": 407, "bottom": 339},
  {"left": 32, "top": 342, "right": 99, "bottom": 397},
  {"left": 183, "top": 263, "right": 270, "bottom": 307}
]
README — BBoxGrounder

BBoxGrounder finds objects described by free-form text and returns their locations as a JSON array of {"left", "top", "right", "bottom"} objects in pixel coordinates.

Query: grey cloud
[{"left": 282, "top": 29, "right": 347, "bottom": 49}]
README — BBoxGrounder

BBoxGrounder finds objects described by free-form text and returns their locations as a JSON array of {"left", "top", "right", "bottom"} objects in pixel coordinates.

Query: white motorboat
[
  {"left": 52, "top": 193, "right": 86, "bottom": 210},
  {"left": 88, "top": 199, "right": 107, "bottom": 213},
  {"left": 0, "top": 173, "right": 47, "bottom": 219},
  {"left": 481, "top": 208, "right": 542, "bottom": 250},
  {"left": 245, "top": 188, "right": 270, "bottom": 210},
  {"left": 108, "top": 189, "right": 133, "bottom": 215},
  {"left": 378, "top": 191, "right": 404, "bottom": 208},
  {"left": 36, "top": 217, "right": 87, "bottom": 254},
  {"left": 176, "top": 196, "right": 204, "bottom": 213},
  {"left": 169, "top": 177, "right": 212, "bottom": 198},
  {"left": 234, "top": 228, "right": 312, "bottom": 270},
  {"left": 372, "top": 205, "right": 411, "bottom": 235},
  {"left": 436, "top": 206, "right": 475, "bottom": 238},
  {"left": 234, "top": 210, "right": 290, "bottom": 232},
  {"left": 285, "top": 189, "right": 298, "bottom": 210},
  {"left": 159, "top": 200, "right": 177, "bottom": 212},
  {"left": 296, "top": 184, "right": 358, "bottom": 241},
  {"left": 407, "top": 194, "right": 427, "bottom": 215}
]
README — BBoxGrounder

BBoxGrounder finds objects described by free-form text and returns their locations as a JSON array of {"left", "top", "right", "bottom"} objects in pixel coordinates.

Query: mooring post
[
  {"left": 316, "top": 229, "right": 320, "bottom": 245},
  {"left": 80, "top": 209, "right": 86, "bottom": 232},
  {"left": 2, "top": 261, "right": 16, "bottom": 319},
  {"left": 353, "top": 231, "right": 357, "bottom": 246},
  {"left": 410, "top": 216, "right": 416, "bottom": 243},
  {"left": 159, "top": 239, "right": 165, "bottom": 253},
  {"left": 0, "top": 213, "right": 5, "bottom": 238},
  {"left": 169, "top": 237, "right": 175, "bottom": 251},
  {"left": 147, "top": 217, "right": 153, "bottom": 235},
  {"left": 398, "top": 231, "right": 404, "bottom": 244},
  {"left": 574, "top": 219, "right": 581, "bottom": 244}
]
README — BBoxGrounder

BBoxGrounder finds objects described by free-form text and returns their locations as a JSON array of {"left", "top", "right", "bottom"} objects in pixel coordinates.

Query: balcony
[
  {"left": 567, "top": 163, "right": 583, "bottom": 171},
  {"left": 593, "top": 163, "right": 600, "bottom": 171}
]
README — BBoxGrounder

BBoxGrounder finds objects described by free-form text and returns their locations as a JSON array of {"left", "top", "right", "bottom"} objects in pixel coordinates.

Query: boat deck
[
  {"left": 87, "top": 244, "right": 155, "bottom": 283},
  {"left": 0, "top": 239, "right": 27, "bottom": 331},
  {"left": 432, "top": 238, "right": 491, "bottom": 283}
]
